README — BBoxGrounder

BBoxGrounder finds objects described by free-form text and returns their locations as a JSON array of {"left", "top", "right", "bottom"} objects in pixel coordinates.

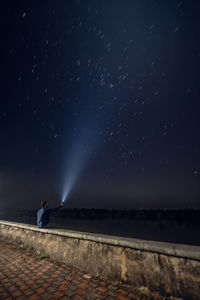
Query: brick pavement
[{"left": 0, "top": 237, "right": 169, "bottom": 299}]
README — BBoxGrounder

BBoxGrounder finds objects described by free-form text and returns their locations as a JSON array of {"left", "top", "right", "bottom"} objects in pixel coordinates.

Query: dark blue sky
[{"left": 0, "top": 0, "right": 200, "bottom": 209}]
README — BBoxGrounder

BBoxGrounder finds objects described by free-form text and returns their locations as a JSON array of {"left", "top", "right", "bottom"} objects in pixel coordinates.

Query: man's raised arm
[{"left": 48, "top": 202, "right": 64, "bottom": 213}]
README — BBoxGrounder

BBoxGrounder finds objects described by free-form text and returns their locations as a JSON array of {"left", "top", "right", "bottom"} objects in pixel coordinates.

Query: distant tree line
[
  {"left": 1, "top": 208, "right": 199, "bottom": 225},
  {"left": 52, "top": 208, "right": 200, "bottom": 225}
]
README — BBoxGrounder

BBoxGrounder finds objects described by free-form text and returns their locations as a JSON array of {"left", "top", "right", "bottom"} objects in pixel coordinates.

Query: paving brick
[
  {"left": 31, "top": 283, "right": 40, "bottom": 290},
  {"left": 68, "top": 284, "right": 78, "bottom": 291},
  {"left": 8, "top": 285, "right": 18, "bottom": 292},
  {"left": 47, "top": 287, "right": 57, "bottom": 293},
  {"left": 75, "top": 288, "right": 87, "bottom": 296},
  {"left": 35, "top": 287, "right": 46, "bottom": 295},
  {"left": 35, "top": 279, "right": 45, "bottom": 285},
  {"left": 42, "top": 275, "right": 50, "bottom": 280},
  {"left": 117, "top": 288, "right": 129, "bottom": 295},
  {"left": 78, "top": 282, "right": 88, "bottom": 289},
  {"left": 128, "top": 292, "right": 137, "bottom": 299},
  {"left": 12, "top": 289, "right": 23, "bottom": 297},
  {"left": 42, "top": 282, "right": 51, "bottom": 288},
  {"left": 54, "top": 277, "right": 63, "bottom": 283},
  {"left": 107, "top": 289, "right": 117, "bottom": 297},
  {"left": 52, "top": 290, "right": 65, "bottom": 298},
  {"left": 0, "top": 291, "right": 10, "bottom": 298},
  {"left": 41, "top": 293, "right": 53, "bottom": 300},
  {"left": 24, "top": 289, "right": 35, "bottom": 297},
  {"left": 89, "top": 282, "right": 98, "bottom": 288},
  {"left": 25, "top": 280, "right": 35, "bottom": 285},
  {"left": 81, "top": 278, "right": 89, "bottom": 284},
  {"left": 73, "top": 295, "right": 83, "bottom": 300},
  {"left": 93, "top": 292, "right": 107, "bottom": 299},
  {"left": 28, "top": 294, "right": 41, "bottom": 300},
  {"left": 66, "top": 275, "right": 73, "bottom": 281},
  {"left": 71, "top": 279, "right": 82, "bottom": 286},
  {"left": 58, "top": 284, "right": 68, "bottom": 291},
  {"left": 117, "top": 295, "right": 131, "bottom": 300},
  {"left": 15, "top": 281, "right": 24, "bottom": 287},
  {"left": 65, "top": 290, "right": 75, "bottom": 297},
  {"left": 99, "top": 281, "right": 107, "bottom": 287},
  {"left": 96, "top": 286, "right": 108, "bottom": 293},
  {"left": 32, "top": 276, "right": 40, "bottom": 280},
  {"left": 62, "top": 280, "right": 71, "bottom": 286},
  {"left": 1, "top": 278, "right": 10, "bottom": 283},
  {"left": 110, "top": 280, "right": 119, "bottom": 286},
  {"left": 16, "top": 296, "right": 28, "bottom": 300},
  {"left": 3, "top": 283, "right": 11, "bottom": 289},
  {"left": 19, "top": 284, "right": 29, "bottom": 291}
]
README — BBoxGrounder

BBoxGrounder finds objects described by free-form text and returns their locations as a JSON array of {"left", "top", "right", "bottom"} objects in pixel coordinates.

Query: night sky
[{"left": 0, "top": 0, "right": 200, "bottom": 209}]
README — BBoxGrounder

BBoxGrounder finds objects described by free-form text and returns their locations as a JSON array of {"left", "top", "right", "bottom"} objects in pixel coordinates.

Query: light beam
[{"left": 61, "top": 125, "right": 97, "bottom": 203}]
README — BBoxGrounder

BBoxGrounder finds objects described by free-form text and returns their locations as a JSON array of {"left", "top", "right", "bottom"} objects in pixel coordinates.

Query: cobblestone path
[{"left": 0, "top": 237, "right": 166, "bottom": 300}]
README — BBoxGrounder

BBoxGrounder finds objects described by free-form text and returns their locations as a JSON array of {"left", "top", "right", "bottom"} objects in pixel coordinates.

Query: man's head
[{"left": 41, "top": 201, "right": 48, "bottom": 209}]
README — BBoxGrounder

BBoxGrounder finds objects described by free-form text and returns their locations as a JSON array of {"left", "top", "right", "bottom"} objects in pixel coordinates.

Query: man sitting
[{"left": 37, "top": 201, "right": 64, "bottom": 228}]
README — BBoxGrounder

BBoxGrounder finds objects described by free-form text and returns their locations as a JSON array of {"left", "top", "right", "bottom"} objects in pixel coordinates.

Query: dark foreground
[
  {"left": 0, "top": 237, "right": 174, "bottom": 300},
  {"left": 0, "top": 209, "right": 200, "bottom": 246}
]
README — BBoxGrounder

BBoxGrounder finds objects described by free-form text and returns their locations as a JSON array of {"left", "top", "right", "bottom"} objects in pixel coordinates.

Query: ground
[{"left": 0, "top": 237, "right": 177, "bottom": 300}]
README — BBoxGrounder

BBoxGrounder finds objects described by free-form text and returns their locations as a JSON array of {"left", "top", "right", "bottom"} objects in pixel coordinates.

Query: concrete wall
[{"left": 0, "top": 220, "right": 200, "bottom": 299}]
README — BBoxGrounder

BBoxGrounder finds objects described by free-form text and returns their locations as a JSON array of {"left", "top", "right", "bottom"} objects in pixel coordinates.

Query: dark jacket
[{"left": 37, "top": 205, "right": 62, "bottom": 228}]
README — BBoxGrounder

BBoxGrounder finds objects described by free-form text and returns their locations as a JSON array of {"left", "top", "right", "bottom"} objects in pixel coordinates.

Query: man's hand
[{"left": 61, "top": 202, "right": 65, "bottom": 207}]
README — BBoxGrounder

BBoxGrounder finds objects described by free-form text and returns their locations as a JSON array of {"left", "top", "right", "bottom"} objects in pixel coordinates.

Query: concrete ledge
[
  {"left": 0, "top": 220, "right": 200, "bottom": 261},
  {"left": 0, "top": 220, "right": 200, "bottom": 299}
]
